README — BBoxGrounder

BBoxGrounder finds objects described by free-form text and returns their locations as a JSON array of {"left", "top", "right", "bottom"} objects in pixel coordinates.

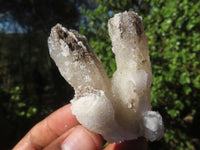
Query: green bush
[{"left": 80, "top": 0, "right": 200, "bottom": 149}]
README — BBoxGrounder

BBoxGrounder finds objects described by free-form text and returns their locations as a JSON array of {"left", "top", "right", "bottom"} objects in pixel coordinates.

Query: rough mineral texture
[{"left": 48, "top": 11, "right": 164, "bottom": 143}]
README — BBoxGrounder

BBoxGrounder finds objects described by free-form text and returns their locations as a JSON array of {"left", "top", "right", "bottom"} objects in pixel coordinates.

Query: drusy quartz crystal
[{"left": 48, "top": 11, "right": 164, "bottom": 143}]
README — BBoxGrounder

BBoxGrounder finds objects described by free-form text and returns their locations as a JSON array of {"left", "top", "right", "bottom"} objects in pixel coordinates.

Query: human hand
[{"left": 13, "top": 104, "right": 147, "bottom": 150}]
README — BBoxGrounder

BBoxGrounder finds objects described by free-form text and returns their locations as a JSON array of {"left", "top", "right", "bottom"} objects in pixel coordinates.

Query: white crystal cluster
[{"left": 48, "top": 11, "right": 164, "bottom": 143}]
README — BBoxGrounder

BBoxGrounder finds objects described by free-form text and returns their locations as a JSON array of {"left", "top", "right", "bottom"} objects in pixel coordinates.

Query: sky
[{"left": 0, "top": 13, "right": 24, "bottom": 33}]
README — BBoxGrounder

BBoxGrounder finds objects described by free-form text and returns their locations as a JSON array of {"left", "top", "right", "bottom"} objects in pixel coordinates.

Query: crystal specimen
[{"left": 48, "top": 11, "right": 164, "bottom": 143}]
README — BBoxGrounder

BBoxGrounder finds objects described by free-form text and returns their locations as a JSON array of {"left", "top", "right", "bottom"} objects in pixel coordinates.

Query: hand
[{"left": 13, "top": 104, "right": 147, "bottom": 150}]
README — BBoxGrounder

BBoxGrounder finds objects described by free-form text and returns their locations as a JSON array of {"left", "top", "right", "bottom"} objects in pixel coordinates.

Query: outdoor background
[{"left": 0, "top": 0, "right": 200, "bottom": 149}]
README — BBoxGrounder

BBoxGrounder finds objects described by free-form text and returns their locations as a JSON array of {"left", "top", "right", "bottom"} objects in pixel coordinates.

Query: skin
[{"left": 13, "top": 104, "right": 147, "bottom": 150}]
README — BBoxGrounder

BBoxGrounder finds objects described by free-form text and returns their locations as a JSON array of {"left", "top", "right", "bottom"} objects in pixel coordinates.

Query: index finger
[
  {"left": 104, "top": 137, "right": 147, "bottom": 150},
  {"left": 13, "top": 104, "right": 79, "bottom": 150}
]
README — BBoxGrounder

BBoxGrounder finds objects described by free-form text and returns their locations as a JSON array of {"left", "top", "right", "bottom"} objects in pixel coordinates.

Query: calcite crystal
[{"left": 48, "top": 11, "right": 164, "bottom": 143}]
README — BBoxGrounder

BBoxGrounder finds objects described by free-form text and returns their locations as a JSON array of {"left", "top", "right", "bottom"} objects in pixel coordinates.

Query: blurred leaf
[
  {"left": 179, "top": 72, "right": 191, "bottom": 85},
  {"left": 167, "top": 109, "right": 179, "bottom": 118}
]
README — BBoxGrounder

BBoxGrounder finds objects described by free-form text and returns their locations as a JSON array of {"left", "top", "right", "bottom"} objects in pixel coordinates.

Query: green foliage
[
  {"left": 80, "top": 0, "right": 200, "bottom": 149},
  {"left": 0, "top": 1, "right": 78, "bottom": 148},
  {"left": 79, "top": 0, "right": 115, "bottom": 77},
  {"left": 1, "top": 85, "right": 37, "bottom": 118}
]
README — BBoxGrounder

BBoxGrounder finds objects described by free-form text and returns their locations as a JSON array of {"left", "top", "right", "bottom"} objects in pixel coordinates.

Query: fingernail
[{"left": 61, "top": 127, "right": 100, "bottom": 150}]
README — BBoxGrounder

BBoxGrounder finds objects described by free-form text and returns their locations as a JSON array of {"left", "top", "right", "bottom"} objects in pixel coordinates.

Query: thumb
[{"left": 44, "top": 125, "right": 104, "bottom": 150}]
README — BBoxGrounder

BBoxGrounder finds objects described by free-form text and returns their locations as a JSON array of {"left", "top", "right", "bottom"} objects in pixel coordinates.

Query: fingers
[
  {"left": 13, "top": 102, "right": 147, "bottom": 150},
  {"left": 44, "top": 125, "right": 104, "bottom": 150},
  {"left": 104, "top": 137, "right": 147, "bottom": 150},
  {"left": 13, "top": 104, "right": 79, "bottom": 150}
]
